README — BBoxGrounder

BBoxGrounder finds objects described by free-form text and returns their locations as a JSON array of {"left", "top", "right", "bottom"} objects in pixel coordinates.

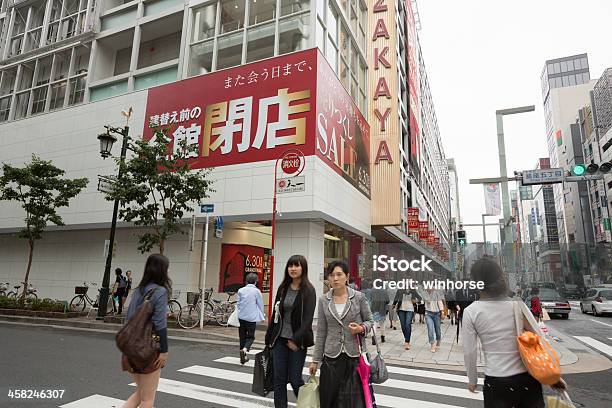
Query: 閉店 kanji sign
[{"left": 143, "top": 49, "right": 370, "bottom": 197}]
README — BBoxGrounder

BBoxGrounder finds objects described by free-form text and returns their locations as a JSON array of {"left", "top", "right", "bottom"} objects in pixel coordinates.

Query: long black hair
[
  {"left": 138, "top": 254, "right": 172, "bottom": 299},
  {"left": 278, "top": 255, "right": 314, "bottom": 295}
]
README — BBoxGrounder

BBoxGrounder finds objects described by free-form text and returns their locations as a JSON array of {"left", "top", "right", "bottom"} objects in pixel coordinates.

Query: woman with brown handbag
[{"left": 121, "top": 254, "right": 171, "bottom": 408}]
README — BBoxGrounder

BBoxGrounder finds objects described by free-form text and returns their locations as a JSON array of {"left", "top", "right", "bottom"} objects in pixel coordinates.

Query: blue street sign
[
  {"left": 215, "top": 216, "right": 224, "bottom": 229},
  {"left": 200, "top": 204, "right": 214, "bottom": 213}
]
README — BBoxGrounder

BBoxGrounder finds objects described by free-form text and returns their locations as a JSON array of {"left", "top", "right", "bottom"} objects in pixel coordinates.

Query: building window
[
  {"left": 219, "top": 0, "right": 245, "bottom": 34},
  {"left": 69, "top": 75, "right": 86, "bottom": 105},
  {"left": 188, "top": 40, "right": 214, "bottom": 76},
  {"left": 31, "top": 87, "right": 47, "bottom": 114},
  {"left": 216, "top": 31, "right": 243, "bottom": 69},
  {"left": 0, "top": 96, "right": 11, "bottom": 122},
  {"left": 49, "top": 81, "right": 67, "bottom": 110},
  {"left": 280, "top": 0, "right": 308, "bottom": 17},
  {"left": 14, "top": 91, "right": 30, "bottom": 119},
  {"left": 246, "top": 21, "right": 275, "bottom": 63},
  {"left": 249, "top": 0, "right": 276, "bottom": 25},
  {"left": 192, "top": 2, "right": 217, "bottom": 42}
]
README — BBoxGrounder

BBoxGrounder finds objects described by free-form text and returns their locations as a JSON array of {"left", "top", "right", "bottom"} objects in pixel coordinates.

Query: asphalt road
[
  {"left": 546, "top": 302, "right": 612, "bottom": 360},
  {"left": 1, "top": 323, "right": 611, "bottom": 408}
]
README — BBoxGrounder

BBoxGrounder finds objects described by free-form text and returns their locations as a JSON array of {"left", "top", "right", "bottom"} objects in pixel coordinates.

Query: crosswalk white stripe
[
  {"left": 59, "top": 394, "right": 123, "bottom": 408},
  {"left": 133, "top": 378, "right": 295, "bottom": 407},
  {"left": 590, "top": 319, "right": 612, "bottom": 328},
  {"left": 215, "top": 356, "right": 484, "bottom": 385},
  {"left": 180, "top": 364, "right": 482, "bottom": 401},
  {"left": 574, "top": 336, "right": 612, "bottom": 358}
]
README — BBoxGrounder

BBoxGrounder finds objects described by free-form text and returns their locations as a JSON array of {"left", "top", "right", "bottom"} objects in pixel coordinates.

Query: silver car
[{"left": 580, "top": 288, "right": 612, "bottom": 316}]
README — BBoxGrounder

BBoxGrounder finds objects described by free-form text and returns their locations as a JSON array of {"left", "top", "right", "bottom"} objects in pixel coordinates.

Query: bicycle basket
[
  {"left": 187, "top": 291, "right": 200, "bottom": 305},
  {"left": 75, "top": 286, "right": 88, "bottom": 295},
  {"left": 171, "top": 290, "right": 181, "bottom": 300}
]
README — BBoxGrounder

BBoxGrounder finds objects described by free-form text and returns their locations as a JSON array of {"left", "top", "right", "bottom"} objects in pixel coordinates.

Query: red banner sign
[
  {"left": 407, "top": 208, "right": 419, "bottom": 233},
  {"left": 143, "top": 48, "right": 370, "bottom": 197},
  {"left": 418, "top": 221, "right": 428, "bottom": 240},
  {"left": 428, "top": 231, "right": 436, "bottom": 245},
  {"left": 316, "top": 55, "right": 371, "bottom": 197}
]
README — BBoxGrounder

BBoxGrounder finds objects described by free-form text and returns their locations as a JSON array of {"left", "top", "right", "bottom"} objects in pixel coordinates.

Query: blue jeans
[
  {"left": 425, "top": 311, "right": 441, "bottom": 344},
  {"left": 397, "top": 310, "right": 414, "bottom": 342},
  {"left": 272, "top": 338, "right": 307, "bottom": 408}
]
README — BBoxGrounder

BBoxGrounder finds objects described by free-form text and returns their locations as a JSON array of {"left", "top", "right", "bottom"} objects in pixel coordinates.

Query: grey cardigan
[{"left": 312, "top": 287, "right": 374, "bottom": 363}]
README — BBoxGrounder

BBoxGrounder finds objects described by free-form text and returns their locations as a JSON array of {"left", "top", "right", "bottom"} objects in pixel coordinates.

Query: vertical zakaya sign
[{"left": 370, "top": 0, "right": 401, "bottom": 225}]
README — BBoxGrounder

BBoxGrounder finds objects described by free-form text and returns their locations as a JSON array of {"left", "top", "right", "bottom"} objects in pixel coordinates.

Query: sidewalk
[{"left": 0, "top": 313, "right": 579, "bottom": 372}]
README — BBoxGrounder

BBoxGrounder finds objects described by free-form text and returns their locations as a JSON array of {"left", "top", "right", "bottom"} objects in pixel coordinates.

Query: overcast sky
[{"left": 416, "top": 0, "right": 612, "bottom": 242}]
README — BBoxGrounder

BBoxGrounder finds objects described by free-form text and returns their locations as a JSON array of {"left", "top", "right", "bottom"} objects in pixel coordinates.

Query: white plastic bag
[
  {"left": 296, "top": 376, "right": 320, "bottom": 408},
  {"left": 227, "top": 309, "right": 240, "bottom": 327}
]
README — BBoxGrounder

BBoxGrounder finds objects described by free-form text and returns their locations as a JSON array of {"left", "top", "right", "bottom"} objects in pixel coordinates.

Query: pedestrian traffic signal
[{"left": 457, "top": 230, "right": 466, "bottom": 247}]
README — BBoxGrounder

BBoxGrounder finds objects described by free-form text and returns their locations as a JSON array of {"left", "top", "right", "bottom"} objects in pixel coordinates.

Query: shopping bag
[
  {"left": 296, "top": 376, "right": 320, "bottom": 408},
  {"left": 252, "top": 346, "right": 274, "bottom": 396},
  {"left": 369, "top": 328, "right": 388, "bottom": 384},
  {"left": 546, "top": 390, "right": 576, "bottom": 408},
  {"left": 542, "top": 309, "right": 551, "bottom": 321},
  {"left": 227, "top": 309, "right": 240, "bottom": 327},
  {"left": 513, "top": 302, "right": 561, "bottom": 385}
]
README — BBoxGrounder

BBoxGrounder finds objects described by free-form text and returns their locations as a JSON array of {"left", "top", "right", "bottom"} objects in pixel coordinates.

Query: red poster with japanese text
[
  {"left": 418, "top": 221, "right": 428, "bottom": 240},
  {"left": 428, "top": 231, "right": 436, "bottom": 246},
  {"left": 219, "top": 244, "right": 266, "bottom": 293},
  {"left": 407, "top": 208, "right": 419, "bottom": 233},
  {"left": 143, "top": 49, "right": 370, "bottom": 198},
  {"left": 144, "top": 49, "right": 318, "bottom": 168}
]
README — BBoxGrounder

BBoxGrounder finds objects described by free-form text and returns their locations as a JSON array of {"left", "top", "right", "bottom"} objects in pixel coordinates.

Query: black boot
[
  {"left": 381, "top": 335, "right": 386, "bottom": 343},
  {"left": 372, "top": 337, "right": 376, "bottom": 345}
]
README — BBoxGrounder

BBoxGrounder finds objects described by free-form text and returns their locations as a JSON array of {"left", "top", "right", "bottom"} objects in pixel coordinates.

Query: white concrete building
[{"left": 0, "top": 0, "right": 372, "bottom": 305}]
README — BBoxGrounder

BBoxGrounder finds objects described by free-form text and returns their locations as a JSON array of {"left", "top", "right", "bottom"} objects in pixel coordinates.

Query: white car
[{"left": 580, "top": 288, "right": 612, "bottom": 316}]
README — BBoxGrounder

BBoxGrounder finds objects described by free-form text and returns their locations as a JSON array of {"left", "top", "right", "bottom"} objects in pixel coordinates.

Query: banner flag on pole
[{"left": 484, "top": 183, "right": 501, "bottom": 215}]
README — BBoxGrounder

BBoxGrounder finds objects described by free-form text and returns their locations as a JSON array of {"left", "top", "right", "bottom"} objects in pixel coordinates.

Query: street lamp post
[
  {"left": 96, "top": 125, "right": 130, "bottom": 320},
  {"left": 495, "top": 105, "right": 535, "bottom": 245}
]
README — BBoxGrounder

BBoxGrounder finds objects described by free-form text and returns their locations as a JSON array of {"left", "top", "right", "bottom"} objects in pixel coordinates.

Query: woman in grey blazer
[{"left": 309, "top": 260, "right": 374, "bottom": 408}]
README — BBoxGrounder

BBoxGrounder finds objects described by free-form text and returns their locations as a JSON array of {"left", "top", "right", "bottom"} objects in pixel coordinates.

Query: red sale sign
[{"left": 407, "top": 208, "right": 419, "bottom": 233}]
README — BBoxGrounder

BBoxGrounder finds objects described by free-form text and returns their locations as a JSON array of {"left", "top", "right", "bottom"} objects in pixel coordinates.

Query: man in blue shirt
[{"left": 237, "top": 273, "right": 265, "bottom": 364}]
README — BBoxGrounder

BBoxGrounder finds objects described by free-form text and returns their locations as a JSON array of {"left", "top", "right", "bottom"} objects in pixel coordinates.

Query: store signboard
[
  {"left": 144, "top": 50, "right": 318, "bottom": 168},
  {"left": 407, "top": 207, "right": 419, "bottom": 233},
  {"left": 418, "top": 221, "right": 428, "bottom": 240},
  {"left": 316, "top": 56, "right": 371, "bottom": 198},
  {"left": 143, "top": 48, "right": 370, "bottom": 198},
  {"left": 276, "top": 176, "right": 305, "bottom": 194}
]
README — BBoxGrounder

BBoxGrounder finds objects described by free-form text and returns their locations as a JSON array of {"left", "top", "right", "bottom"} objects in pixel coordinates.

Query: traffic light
[
  {"left": 572, "top": 161, "right": 612, "bottom": 176},
  {"left": 457, "top": 230, "right": 466, "bottom": 247}
]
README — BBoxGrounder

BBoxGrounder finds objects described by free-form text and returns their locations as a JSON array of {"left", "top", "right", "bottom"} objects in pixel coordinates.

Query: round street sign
[{"left": 280, "top": 150, "right": 305, "bottom": 176}]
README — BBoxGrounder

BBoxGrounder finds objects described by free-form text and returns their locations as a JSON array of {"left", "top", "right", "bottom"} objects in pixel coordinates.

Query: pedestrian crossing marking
[
  {"left": 180, "top": 364, "right": 483, "bottom": 401},
  {"left": 59, "top": 394, "right": 123, "bottom": 407},
  {"left": 60, "top": 353, "right": 483, "bottom": 408},
  {"left": 134, "top": 378, "right": 293, "bottom": 407},
  {"left": 590, "top": 319, "right": 612, "bottom": 328},
  {"left": 574, "top": 336, "right": 612, "bottom": 358},
  {"left": 215, "top": 356, "right": 484, "bottom": 385}
]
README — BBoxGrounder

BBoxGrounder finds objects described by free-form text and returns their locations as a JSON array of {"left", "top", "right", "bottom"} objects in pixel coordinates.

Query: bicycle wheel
[
  {"left": 69, "top": 295, "right": 86, "bottom": 312},
  {"left": 27, "top": 292, "right": 38, "bottom": 301},
  {"left": 216, "top": 302, "right": 235, "bottom": 325},
  {"left": 168, "top": 300, "right": 182, "bottom": 320},
  {"left": 203, "top": 301, "right": 217, "bottom": 324},
  {"left": 178, "top": 304, "right": 201, "bottom": 329},
  {"left": 6, "top": 291, "right": 17, "bottom": 299}
]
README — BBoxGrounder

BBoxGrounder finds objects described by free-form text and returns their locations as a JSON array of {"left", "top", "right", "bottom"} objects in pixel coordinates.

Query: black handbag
[{"left": 252, "top": 346, "right": 274, "bottom": 396}]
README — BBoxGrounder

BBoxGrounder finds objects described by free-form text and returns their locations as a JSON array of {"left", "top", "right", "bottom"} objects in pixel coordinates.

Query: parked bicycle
[
  {"left": 6, "top": 282, "right": 38, "bottom": 301},
  {"left": 69, "top": 282, "right": 115, "bottom": 314},
  {"left": 177, "top": 288, "right": 236, "bottom": 329},
  {"left": 0, "top": 282, "right": 9, "bottom": 297},
  {"left": 167, "top": 290, "right": 182, "bottom": 320}
]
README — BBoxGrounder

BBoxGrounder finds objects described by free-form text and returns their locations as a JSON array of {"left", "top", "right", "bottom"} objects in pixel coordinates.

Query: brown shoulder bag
[{"left": 116, "top": 288, "right": 160, "bottom": 372}]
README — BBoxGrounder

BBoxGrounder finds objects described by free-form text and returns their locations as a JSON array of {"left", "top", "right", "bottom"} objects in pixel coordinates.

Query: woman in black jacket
[{"left": 265, "top": 255, "right": 316, "bottom": 408}]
